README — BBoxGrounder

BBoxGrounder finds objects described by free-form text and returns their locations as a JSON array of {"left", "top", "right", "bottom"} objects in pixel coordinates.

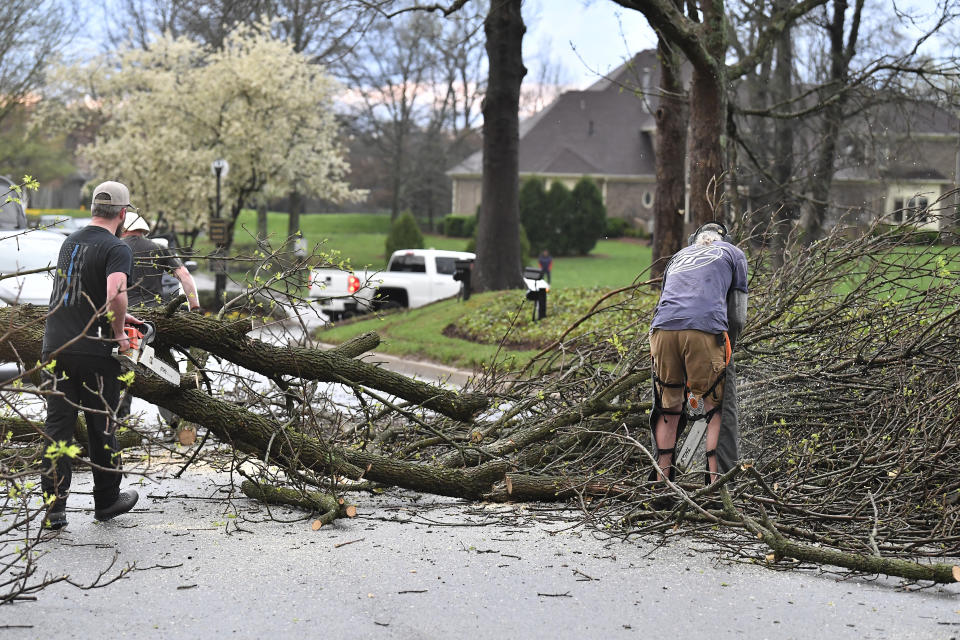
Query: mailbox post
[
  {"left": 523, "top": 266, "right": 547, "bottom": 321},
  {"left": 453, "top": 258, "right": 474, "bottom": 301}
]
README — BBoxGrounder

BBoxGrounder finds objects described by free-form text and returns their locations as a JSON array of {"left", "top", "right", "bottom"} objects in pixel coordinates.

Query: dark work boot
[
  {"left": 44, "top": 509, "right": 68, "bottom": 530},
  {"left": 94, "top": 489, "right": 139, "bottom": 522}
]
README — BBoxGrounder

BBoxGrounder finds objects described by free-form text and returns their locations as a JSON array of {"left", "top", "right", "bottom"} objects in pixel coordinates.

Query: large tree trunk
[
  {"left": 257, "top": 201, "right": 268, "bottom": 244},
  {"left": 287, "top": 191, "right": 304, "bottom": 255},
  {"left": 651, "top": 29, "right": 688, "bottom": 278},
  {"left": 805, "top": 0, "right": 862, "bottom": 243},
  {"left": 473, "top": 0, "right": 526, "bottom": 292},
  {"left": 686, "top": 2, "right": 727, "bottom": 227},
  {"left": 771, "top": 10, "right": 796, "bottom": 268}
]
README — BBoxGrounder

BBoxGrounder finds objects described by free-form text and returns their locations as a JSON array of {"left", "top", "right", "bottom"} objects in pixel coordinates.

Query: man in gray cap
[{"left": 40, "top": 180, "right": 140, "bottom": 529}]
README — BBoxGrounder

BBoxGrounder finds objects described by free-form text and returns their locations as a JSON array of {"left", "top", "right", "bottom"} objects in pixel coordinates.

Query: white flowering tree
[{"left": 38, "top": 22, "right": 360, "bottom": 250}]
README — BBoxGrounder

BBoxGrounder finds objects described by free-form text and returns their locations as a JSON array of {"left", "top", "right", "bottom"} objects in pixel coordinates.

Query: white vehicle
[
  {"left": 309, "top": 249, "right": 547, "bottom": 321},
  {"left": 309, "top": 249, "right": 472, "bottom": 320},
  {"left": 0, "top": 228, "right": 65, "bottom": 306}
]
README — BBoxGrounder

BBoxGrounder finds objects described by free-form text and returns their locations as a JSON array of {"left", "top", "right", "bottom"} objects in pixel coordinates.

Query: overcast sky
[{"left": 524, "top": 0, "right": 657, "bottom": 89}]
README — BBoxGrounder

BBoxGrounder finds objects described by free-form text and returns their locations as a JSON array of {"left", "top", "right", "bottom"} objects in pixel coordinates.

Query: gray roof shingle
[{"left": 448, "top": 50, "right": 660, "bottom": 178}]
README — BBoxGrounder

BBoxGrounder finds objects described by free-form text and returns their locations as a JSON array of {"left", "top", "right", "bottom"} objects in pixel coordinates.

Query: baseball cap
[
  {"left": 123, "top": 210, "right": 150, "bottom": 232},
  {"left": 92, "top": 181, "right": 133, "bottom": 208}
]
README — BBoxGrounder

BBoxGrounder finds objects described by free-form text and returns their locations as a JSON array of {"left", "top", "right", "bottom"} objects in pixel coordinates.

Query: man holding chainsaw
[
  {"left": 649, "top": 222, "right": 748, "bottom": 484},
  {"left": 40, "top": 181, "right": 140, "bottom": 529}
]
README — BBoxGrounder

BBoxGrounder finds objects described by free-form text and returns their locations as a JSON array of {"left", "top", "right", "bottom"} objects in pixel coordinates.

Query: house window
[
  {"left": 887, "top": 183, "right": 939, "bottom": 227},
  {"left": 891, "top": 195, "right": 929, "bottom": 224},
  {"left": 642, "top": 191, "right": 654, "bottom": 209}
]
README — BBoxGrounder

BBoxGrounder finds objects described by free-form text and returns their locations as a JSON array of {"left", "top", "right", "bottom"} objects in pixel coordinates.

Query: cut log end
[
  {"left": 765, "top": 553, "right": 777, "bottom": 564},
  {"left": 311, "top": 519, "right": 323, "bottom": 531},
  {"left": 178, "top": 426, "right": 197, "bottom": 446},
  {"left": 345, "top": 505, "right": 358, "bottom": 518},
  {"left": 953, "top": 565, "right": 960, "bottom": 582}
]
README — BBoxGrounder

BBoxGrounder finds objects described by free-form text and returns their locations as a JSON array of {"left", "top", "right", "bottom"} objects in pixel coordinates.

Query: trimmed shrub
[
  {"left": 605, "top": 217, "right": 629, "bottom": 238},
  {"left": 570, "top": 177, "right": 606, "bottom": 255},
  {"left": 443, "top": 214, "right": 477, "bottom": 238},
  {"left": 385, "top": 211, "right": 424, "bottom": 258},
  {"left": 519, "top": 176, "right": 548, "bottom": 255},
  {"left": 870, "top": 223, "right": 941, "bottom": 245},
  {"left": 545, "top": 181, "right": 574, "bottom": 255}
]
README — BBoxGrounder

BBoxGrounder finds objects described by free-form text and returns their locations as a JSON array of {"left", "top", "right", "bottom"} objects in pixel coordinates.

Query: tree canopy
[{"left": 37, "top": 22, "right": 361, "bottom": 247}]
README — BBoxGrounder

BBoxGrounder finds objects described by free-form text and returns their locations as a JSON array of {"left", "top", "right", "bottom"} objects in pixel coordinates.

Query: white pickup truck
[{"left": 309, "top": 249, "right": 474, "bottom": 320}]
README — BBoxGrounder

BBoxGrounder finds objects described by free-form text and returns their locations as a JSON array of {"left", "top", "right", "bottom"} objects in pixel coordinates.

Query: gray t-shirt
[{"left": 651, "top": 240, "right": 748, "bottom": 334}]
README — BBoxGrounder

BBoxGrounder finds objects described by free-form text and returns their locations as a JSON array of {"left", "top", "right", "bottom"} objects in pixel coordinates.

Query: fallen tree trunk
[
  {"left": 240, "top": 480, "right": 357, "bottom": 526},
  {"left": 1, "top": 415, "right": 142, "bottom": 451},
  {"left": 0, "top": 306, "right": 487, "bottom": 422}
]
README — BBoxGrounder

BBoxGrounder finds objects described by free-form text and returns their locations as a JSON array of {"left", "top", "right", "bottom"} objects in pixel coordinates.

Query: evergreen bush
[
  {"left": 570, "top": 177, "right": 606, "bottom": 255},
  {"left": 519, "top": 176, "right": 548, "bottom": 255},
  {"left": 385, "top": 211, "right": 424, "bottom": 258},
  {"left": 545, "top": 181, "right": 574, "bottom": 255},
  {"left": 605, "top": 217, "right": 629, "bottom": 238},
  {"left": 443, "top": 214, "right": 477, "bottom": 238}
]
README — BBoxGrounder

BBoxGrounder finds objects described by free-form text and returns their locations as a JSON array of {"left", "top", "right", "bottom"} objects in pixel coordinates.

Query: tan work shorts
[{"left": 650, "top": 329, "right": 727, "bottom": 408}]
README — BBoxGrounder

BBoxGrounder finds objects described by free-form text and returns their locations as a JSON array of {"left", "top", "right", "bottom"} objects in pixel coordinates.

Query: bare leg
[
  {"left": 704, "top": 400, "right": 721, "bottom": 483},
  {"left": 655, "top": 405, "right": 682, "bottom": 480}
]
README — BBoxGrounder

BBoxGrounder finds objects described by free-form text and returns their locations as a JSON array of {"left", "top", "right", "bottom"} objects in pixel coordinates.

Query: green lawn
[
  {"left": 206, "top": 211, "right": 650, "bottom": 287},
  {"left": 199, "top": 211, "right": 469, "bottom": 270},
  {"left": 321, "top": 293, "right": 543, "bottom": 370},
  {"left": 549, "top": 239, "right": 650, "bottom": 289}
]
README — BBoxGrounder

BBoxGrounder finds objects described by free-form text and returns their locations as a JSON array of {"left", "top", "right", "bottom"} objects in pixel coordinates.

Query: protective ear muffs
[{"left": 687, "top": 221, "right": 729, "bottom": 246}]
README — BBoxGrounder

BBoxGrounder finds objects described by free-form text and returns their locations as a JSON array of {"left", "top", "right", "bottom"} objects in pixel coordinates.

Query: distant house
[
  {"left": 447, "top": 50, "right": 662, "bottom": 231},
  {"left": 826, "top": 101, "right": 959, "bottom": 231},
  {"left": 448, "top": 49, "right": 960, "bottom": 233}
]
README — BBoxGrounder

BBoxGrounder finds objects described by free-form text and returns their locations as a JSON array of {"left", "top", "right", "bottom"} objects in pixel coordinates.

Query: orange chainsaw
[{"left": 113, "top": 321, "right": 181, "bottom": 385}]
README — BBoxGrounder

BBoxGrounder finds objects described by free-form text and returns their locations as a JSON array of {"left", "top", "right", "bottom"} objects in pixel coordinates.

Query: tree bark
[
  {"left": 257, "top": 201, "right": 268, "bottom": 244},
  {"left": 804, "top": 0, "right": 863, "bottom": 244},
  {"left": 651, "top": 25, "right": 688, "bottom": 278},
  {"left": 287, "top": 191, "right": 304, "bottom": 255},
  {"left": 771, "top": 9, "right": 796, "bottom": 268},
  {"left": 473, "top": 0, "right": 526, "bottom": 292},
  {"left": 686, "top": 1, "right": 727, "bottom": 226},
  {"left": 0, "top": 306, "right": 488, "bottom": 422}
]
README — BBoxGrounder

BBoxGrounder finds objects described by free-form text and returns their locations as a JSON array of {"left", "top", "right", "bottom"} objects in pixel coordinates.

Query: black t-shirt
[
  {"left": 123, "top": 235, "right": 184, "bottom": 307},
  {"left": 42, "top": 225, "right": 133, "bottom": 358}
]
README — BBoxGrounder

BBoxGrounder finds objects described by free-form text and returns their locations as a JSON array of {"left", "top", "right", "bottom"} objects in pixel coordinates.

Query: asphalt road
[{"left": 5, "top": 458, "right": 959, "bottom": 640}]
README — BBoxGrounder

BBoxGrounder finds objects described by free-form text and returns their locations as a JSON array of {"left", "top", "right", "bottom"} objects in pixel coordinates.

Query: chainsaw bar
[
  {"left": 113, "top": 321, "right": 181, "bottom": 385},
  {"left": 115, "top": 344, "right": 181, "bottom": 385},
  {"left": 676, "top": 418, "right": 707, "bottom": 470}
]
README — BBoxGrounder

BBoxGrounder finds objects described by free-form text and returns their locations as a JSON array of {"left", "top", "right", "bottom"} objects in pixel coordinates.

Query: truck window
[
  {"left": 389, "top": 255, "right": 426, "bottom": 273},
  {"left": 435, "top": 257, "right": 457, "bottom": 275}
]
